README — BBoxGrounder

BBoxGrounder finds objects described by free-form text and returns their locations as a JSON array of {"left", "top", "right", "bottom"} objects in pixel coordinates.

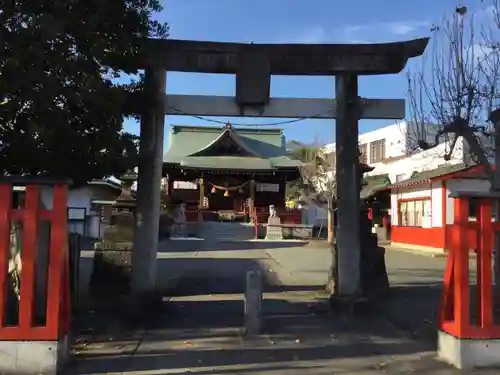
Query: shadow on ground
[
  {"left": 70, "top": 293, "right": 447, "bottom": 375},
  {"left": 70, "top": 246, "right": 465, "bottom": 375},
  {"left": 159, "top": 239, "right": 312, "bottom": 253},
  {"left": 160, "top": 257, "right": 322, "bottom": 295},
  {"left": 380, "top": 282, "right": 442, "bottom": 346}
]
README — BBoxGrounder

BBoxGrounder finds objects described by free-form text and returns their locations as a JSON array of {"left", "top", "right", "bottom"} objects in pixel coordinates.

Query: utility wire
[{"left": 166, "top": 105, "right": 335, "bottom": 127}]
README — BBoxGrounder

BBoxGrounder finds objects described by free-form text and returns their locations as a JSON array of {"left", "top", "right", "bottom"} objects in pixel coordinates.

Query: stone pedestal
[
  {"left": 90, "top": 174, "right": 136, "bottom": 308},
  {"left": 358, "top": 207, "right": 389, "bottom": 298},
  {"left": 0, "top": 335, "right": 70, "bottom": 375},
  {"left": 265, "top": 216, "right": 283, "bottom": 240},
  {"left": 329, "top": 165, "right": 389, "bottom": 304},
  {"left": 438, "top": 330, "right": 500, "bottom": 369}
]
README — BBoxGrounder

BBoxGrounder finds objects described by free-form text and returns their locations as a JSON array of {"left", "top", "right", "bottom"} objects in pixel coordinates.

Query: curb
[{"left": 382, "top": 245, "right": 447, "bottom": 259}]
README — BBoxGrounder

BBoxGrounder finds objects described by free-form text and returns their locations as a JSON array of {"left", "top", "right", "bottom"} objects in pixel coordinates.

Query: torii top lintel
[{"left": 134, "top": 37, "right": 429, "bottom": 75}]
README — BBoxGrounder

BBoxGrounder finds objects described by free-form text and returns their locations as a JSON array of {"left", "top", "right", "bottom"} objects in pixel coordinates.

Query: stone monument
[
  {"left": 265, "top": 204, "right": 283, "bottom": 240},
  {"left": 90, "top": 172, "right": 136, "bottom": 307}
]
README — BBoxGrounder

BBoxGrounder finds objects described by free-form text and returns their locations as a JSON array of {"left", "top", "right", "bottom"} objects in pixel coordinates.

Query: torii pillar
[
  {"left": 128, "top": 37, "right": 429, "bottom": 300},
  {"left": 335, "top": 73, "right": 362, "bottom": 295},
  {"left": 131, "top": 67, "right": 166, "bottom": 297}
]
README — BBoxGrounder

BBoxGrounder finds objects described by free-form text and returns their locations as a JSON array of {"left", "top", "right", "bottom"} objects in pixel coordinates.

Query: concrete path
[{"left": 69, "top": 240, "right": 494, "bottom": 374}]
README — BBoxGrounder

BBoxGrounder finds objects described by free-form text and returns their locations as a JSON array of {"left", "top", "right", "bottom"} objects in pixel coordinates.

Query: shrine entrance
[
  {"left": 162, "top": 123, "right": 301, "bottom": 223},
  {"left": 127, "top": 37, "right": 429, "bottom": 297}
]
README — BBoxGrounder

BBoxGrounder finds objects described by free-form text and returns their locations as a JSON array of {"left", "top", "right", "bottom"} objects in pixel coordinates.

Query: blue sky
[{"left": 123, "top": 0, "right": 488, "bottom": 146}]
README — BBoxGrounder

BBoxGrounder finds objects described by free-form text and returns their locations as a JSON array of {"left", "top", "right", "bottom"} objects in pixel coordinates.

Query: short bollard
[{"left": 244, "top": 269, "right": 262, "bottom": 335}]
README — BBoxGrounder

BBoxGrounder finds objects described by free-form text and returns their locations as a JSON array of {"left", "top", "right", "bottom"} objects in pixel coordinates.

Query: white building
[
  {"left": 38, "top": 179, "right": 128, "bottom": 239},
  {"left": 319, "top": 121, "right": 494, "bottom": 254},
  {"left": 388, "top": 164, "right": 491, "bottom": 254},
  {"left": 324, "top": 120, "right": 467, "bottom": 183}
]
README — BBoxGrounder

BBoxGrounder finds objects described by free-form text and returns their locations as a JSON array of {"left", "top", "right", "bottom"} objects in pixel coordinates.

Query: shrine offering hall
[{"left": 162, "top": 123, "right": 302, "bottom": 221}]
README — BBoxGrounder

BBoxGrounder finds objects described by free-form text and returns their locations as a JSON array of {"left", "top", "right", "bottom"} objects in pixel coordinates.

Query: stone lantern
[{"left": 90, "top": 172, "right": 137, "bottom": 306}]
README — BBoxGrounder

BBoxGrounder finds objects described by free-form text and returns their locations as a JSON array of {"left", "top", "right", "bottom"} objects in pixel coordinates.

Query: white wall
[
  {"left": 431, "top": 181, "right": 443, "bottom": 227},
  {"left": 324, "top": 121, "right": 466, "bottom": 184},
  {"left": 390, "top": 183, "right": 434, "bottom": 226},
  {"left": 358, "top": 122, "right": 408, "bottom": 160},
  {"left": 325, "top": 121, "right": 408, "bottom": 160},
  {"left": 41, "top": 185, "right": 119, "bottom": 238},
  {"left": 41, "top": 185, "right": 93, "bottom": 211},
  {"left": 391, "top": 178, "right": 493, "bottom": 227}
]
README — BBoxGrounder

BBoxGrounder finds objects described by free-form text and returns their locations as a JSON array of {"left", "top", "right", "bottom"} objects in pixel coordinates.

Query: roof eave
[{"left": 187, "top": 129, "right": 263, "bottom": 158}]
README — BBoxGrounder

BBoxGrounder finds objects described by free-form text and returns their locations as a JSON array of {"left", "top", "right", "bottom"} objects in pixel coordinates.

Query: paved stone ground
[{"left": 68, "top": 240, "right": 495, "bottom": 374}]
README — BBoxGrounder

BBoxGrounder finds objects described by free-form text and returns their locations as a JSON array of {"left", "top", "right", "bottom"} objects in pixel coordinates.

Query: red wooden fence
[
  {"left": 0, "top": 182, "right": 70, "bottom": 341},
  {"left": 439, "top": 196, "right": 500, "bottom": 339}
]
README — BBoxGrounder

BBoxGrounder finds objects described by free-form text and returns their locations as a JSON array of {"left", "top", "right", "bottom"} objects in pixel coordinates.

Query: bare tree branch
[{"left": 407, "top": 4, "right": 500, "bottom": 173}]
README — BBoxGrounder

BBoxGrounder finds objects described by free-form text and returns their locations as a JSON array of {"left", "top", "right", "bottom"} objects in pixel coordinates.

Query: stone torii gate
[{"left": 130, "top": 38, "right": 429, "bottom": 298}]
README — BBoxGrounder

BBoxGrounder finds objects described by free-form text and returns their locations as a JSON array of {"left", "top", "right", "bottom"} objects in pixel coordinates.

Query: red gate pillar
[
  {"left": 438, "top": 191, "right": 500, "bottom": 369},
  {"left": 0, "top": 177, "right": 72, "bottom": 375}
]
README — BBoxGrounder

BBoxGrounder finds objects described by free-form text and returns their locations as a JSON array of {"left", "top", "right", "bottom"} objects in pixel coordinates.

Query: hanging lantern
[
  {"left": 211, "top": 186, "right": 216, "bottom": 194},
  {"left": 224, "top": 190, "right": 229, "bottom": 197}
]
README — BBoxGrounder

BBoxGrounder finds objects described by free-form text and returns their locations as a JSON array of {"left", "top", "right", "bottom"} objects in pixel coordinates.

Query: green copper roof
[
  {"left": 361, "top": 174, "right": 391, "bottom": 199},
  {"left": 181, "top": 157, "right": 272, "bottom": 170},
  {"left": 163, "top": 125, "right": 302, "bottom": 170}
]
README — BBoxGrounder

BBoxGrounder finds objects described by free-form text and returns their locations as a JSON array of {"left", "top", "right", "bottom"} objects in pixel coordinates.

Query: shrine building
[
  {"left": 162, "top": 123, "right": 302, "bottom": 223},
  {"left": 383, "top": 163, "right": 493, "bottom": 254}
]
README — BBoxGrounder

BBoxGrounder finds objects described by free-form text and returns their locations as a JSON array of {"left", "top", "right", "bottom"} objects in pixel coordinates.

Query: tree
[
  {"left": 0, "top": 0, "right": 169, "bottom": 185},
  {"left": 287, "top": 145, "right": 337, "bottom": 242},
  {"left": 407, "top": 3, "right": 499, "bottom": 183}
]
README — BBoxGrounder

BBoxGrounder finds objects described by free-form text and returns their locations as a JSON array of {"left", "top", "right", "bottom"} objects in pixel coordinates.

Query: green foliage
[{"left": 0, "top": 0, "right": 169, "bottom": 185}]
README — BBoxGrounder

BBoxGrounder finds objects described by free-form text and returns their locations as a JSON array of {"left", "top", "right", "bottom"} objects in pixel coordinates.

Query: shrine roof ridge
[{"left": 171, "top": 125, "right": 283, "bottom": 135}]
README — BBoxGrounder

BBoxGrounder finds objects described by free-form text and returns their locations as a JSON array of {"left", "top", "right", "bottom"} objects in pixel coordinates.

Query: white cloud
[
  {"left": 344, "top": 20, "right": 430, "bottom": 37},
  {"left": 471, "top": 43, "right": 495, "bottom": 61},
  {"left": 476, "top": 5, "right": 495, "bottom": 20},
  {"left": 297, "top": 26, "right": 327, "bottom": 43},
  {"left": 343, "top": 25, "right": 364, "bottom": 34},
  {"left": 277, "top": 26, "right": 328, "bottom": 44},
  {"left": 386, "top": 21, "right": 430, "bottom": 36}
]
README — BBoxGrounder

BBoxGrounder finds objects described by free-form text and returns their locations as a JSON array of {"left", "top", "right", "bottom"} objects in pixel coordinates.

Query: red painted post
[
  {"left": 440, "top": 196, "right": 500, "bottom": 340},
  {"left": 0, "top": 184, "right": 12, "bottom": 330},
  {"left": 46, "top": 184, "right": 69, "bottom": 338},
  {"left": 18, "top": 186, "right": 40, "bottom": 331},
  {"left": 438, "top": 195, "right": 500, "bottom": 369},
  {"left": 453, "top": 197, "right": 470, "bottom": 337},
  {"left": 0, "top": 182, "right": 70, "bottom": 341},
  {"left": 478, "top": 200, "right": 493, "bottom": 330}
]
